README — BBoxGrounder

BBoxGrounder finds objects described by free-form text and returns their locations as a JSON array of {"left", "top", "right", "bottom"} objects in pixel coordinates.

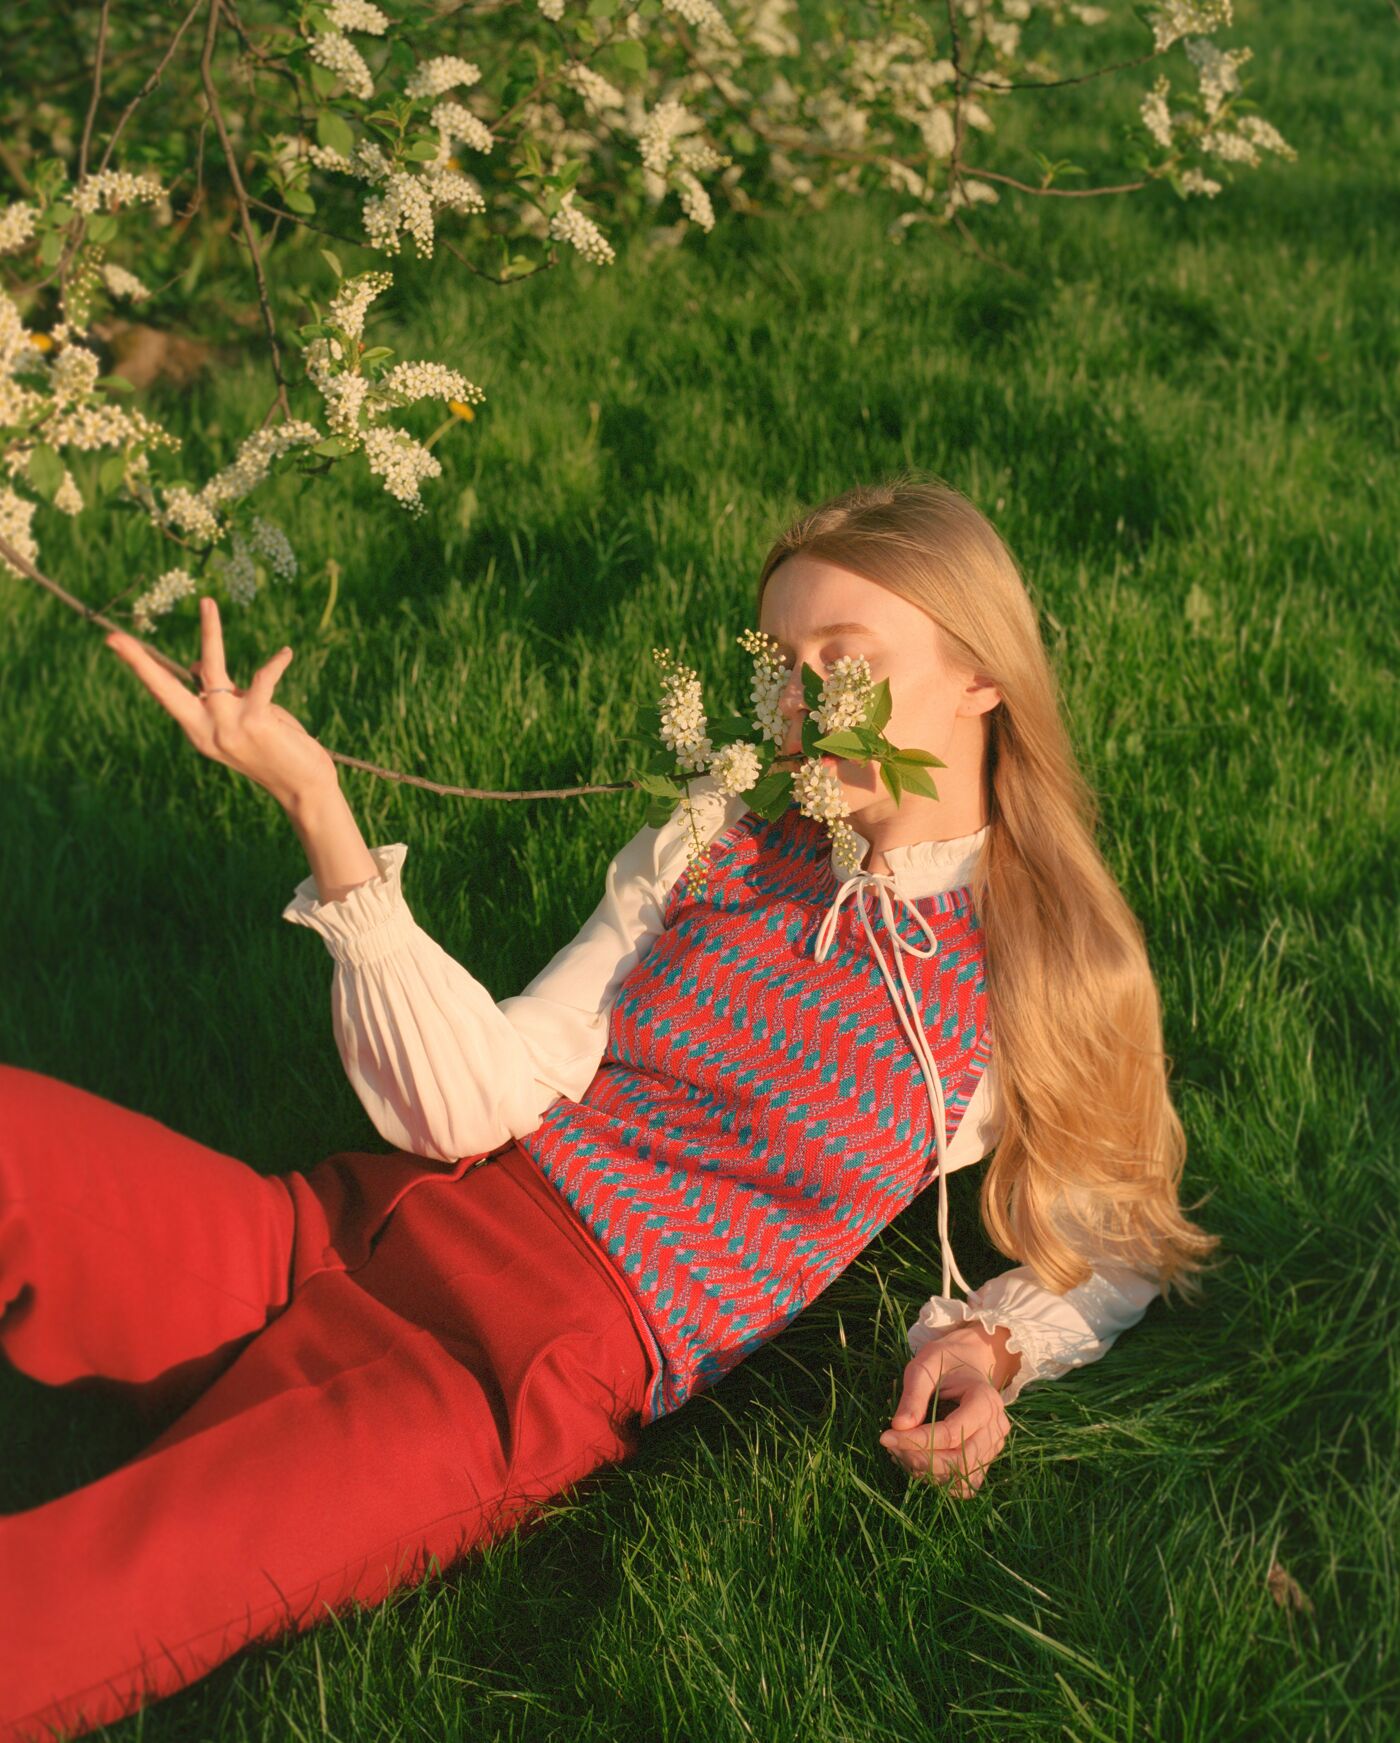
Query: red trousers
[{"left": 0, "top": 1064, "right": 658, "bottom": 1743}]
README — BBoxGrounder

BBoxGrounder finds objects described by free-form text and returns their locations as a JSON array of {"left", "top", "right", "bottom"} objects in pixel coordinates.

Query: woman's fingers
[
  {"left": 246, "top": 644, "right": 294, "bottom": 707},
  {"left": 105, "top": 631, "right": 210, "bottom": 741},
  {"left": 883, "top": 1385, "right": 1009, "bottom": 1495},
  {"left": 197, "top": 595, "right": 233, "bottom": 690}
]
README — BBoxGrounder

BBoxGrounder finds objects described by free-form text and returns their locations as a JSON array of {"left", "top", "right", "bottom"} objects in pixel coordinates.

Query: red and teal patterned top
[{"left": 515, "top": 803, "right": 992, "bottom": 1424}]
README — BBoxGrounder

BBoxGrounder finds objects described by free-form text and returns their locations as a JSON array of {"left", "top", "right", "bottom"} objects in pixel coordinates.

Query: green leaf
[
  {"left": 309, "top": 61, "right": 339, "bottom": 99},
  {"left": 283, "top": 185, "right": 317, "bottom": 215},
  {"left": 632, "top": 702, "right": 662, "bottom": 738},
  {"left": 811, "top": 729, "right": 871, "bottom": 759},
  {"left": 97, "top": 452, "right": 128, "bottom": 495},
  {"left": 888, "top": 761, "right": 939, "bottom": 800},
  {"left": 95, "top": 374, "right": 136, "bottom": 394},
  {"left": 637, "top": 772, "right": 683, "bottom": 799},
  {"left": 312, "top": 435, "right": 358, "bottom": 457},
  {"left": 27, "top": 443, "right": 65, "bottom": 501},
  {"left": 588, "top": 0, "right": 618, "bottom": 15},
  {"left": 86, "top": 212, "right": 118, "bottom": 245},
  {"left": 46, "top": 201, "right": 74, "bottom": 225},
  {"left": 880, "top": 762, "right": 905, "bottom": 806},
  {"left": 612, "top": 38, "right": 646, "bottom": 74},
  {"left": 644, "top": 794, "right": 678, "bottom": 828},
  {"left": 746, "top": 769, "right": 795, "bottom": 822},
  {"left": 801, "top": 662, "right": 824, "bottom": 709},
  {"left": 708, "top": 712, "right": 759, "bottom": 745},
  {"left": 864, "top": 676, "right": 892, "bottom": 733},
  {"left": 319, "top": 248, "right": 344, "bottom": 281},
  {"left": 359, "top": 345, "right": 395, "bottom": 363},
  {"left": 316, "top": 109, "right": 355, "bottom": 157},
  {"left": 887, "top": 745, "right": 946, "bottom": 767},
  {"left": 39, "top": 230, "right": 64, "bottom": 266},
  {"left": 404, "top": 138, "right": 441, "bottom": 162}
]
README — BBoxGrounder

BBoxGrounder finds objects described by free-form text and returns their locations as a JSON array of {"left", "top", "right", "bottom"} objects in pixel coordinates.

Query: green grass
[{"left": 2, "top": 0, "right": 1397, "bottom": 1735}]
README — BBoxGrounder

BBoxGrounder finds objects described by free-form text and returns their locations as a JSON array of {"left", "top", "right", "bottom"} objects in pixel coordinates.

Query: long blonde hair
[{"left": 755, "top": 472, "right": 1222, "bottom": 1301}]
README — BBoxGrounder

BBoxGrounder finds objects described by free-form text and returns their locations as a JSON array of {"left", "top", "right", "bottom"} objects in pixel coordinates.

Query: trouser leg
[
  {"left": 0, "top": 1064, "right": 302, "bottom": 1400},
  {"left": 0, "top": 1142, "right": 655, "bottom": 1743}
]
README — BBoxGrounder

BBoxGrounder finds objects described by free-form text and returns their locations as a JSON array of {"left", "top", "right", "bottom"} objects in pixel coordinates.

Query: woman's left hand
[{"left": 879, "top": 1328, "right": 1015, "bottom": 1498}]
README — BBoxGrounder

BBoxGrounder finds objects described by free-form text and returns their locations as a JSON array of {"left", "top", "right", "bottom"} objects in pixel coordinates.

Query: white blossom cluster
[
  {"left": 319, "top": 371, "right": 371, "bottom": 435},
  {"left": 44, "top": 396, "right": 179, "bottom": 456},
  {"left": 404, "top": 56, "right": 483, "bottom": 100},
  {"left": 420, "top": 166, "right": 488, "bottom": 215},
  {"left": 49, "top": 344, "right": 100, "bottom": 405},
  {"left": 432, "top": 101, "right": 494, "bottom": 155},
  {"left": 200, "top": 421, "right": 322, "bottom": 510},
  {"left": 377, "top": 360, "right": 482, "bottom": 408},
  {"left": 791, "top": 757, "right": 863, "bottom": 874},
  {"left": 548, "top": 192, "right": 616, "bottom": 265},
  {"left": 1201, "top": 113, "right": 1295, "bottom": 166},
  {"left": 1183, "top": 36, "right": 1252, "bottom": 122},
  {"left": 360, "top": 425, "right": 442, "bottom": 512},
  {"left": 245, "top": 513, "right": 298, "bottom": 581},
  {"left": 0, "top": 485, "right": 37, "bottom": 578},
  {"left": 675, "top": 171, "right": 716, "bottom": 231},
  {"left": 328, "top": 268, "right": 394, "bottom": 339},
  {"left": 71, "top": 169, "right": 166, "bottom": 216},
  {"left": 638, "top": 100, "right": 697, "bottom": 176},
  {"left": 736, "top": 627, "right": 791, "bottom": 743},
  {"left": 308, "top": 31, "right": 375, "bottom": 101},
  {"left": 0, "top": 201, "right": 38, "bottom": 256},
  {"left": 210, "top": 534, "right": 259, "bottom": 606},
  {"left": 1149, "top": 0, "right": 1233, "bottom": 56},
  {"left": 130, "top": 565, "right": 197, "bottom": 634},
  {"left": 363, "top": 168, "right": 438, "bottom": 256},
  {"left": 660, "top": 0, "right": 738, "bottom": 48},
  {"left": 560, "top": 63, "right": 626, "bottom": 115},
  {"left": 812, "top": 654, "right": 874, "bottom": 735},
  {"left": 652, "top": 646, "right": 713, "bottom": 772},
  {"left": 328, "top": 0, "right": 389, "bottom": 33},
  {"left": 708, "top": 738, "right": 763, "bottom": 796},
  {"left": 1179, "top": 167, "right": 1222, "bottom": 197},
  {"left": 54, "top": 468, "right": 84, "bottom": 515},
  {"left": 100, "top": 262, "right": 151, "bottom": 302},
  {"left": 537, "top": 0, "right": 566, "bottom": 20}
]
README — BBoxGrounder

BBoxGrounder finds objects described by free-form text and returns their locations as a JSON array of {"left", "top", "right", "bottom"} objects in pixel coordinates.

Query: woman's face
[{"left": 757, "top": 554, "right": 1000, "bottom": 825}]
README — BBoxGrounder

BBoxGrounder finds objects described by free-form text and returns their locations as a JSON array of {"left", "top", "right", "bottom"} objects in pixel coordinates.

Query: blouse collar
[{"left": 828, "top": 818, "right": 990, "bottom": 899}]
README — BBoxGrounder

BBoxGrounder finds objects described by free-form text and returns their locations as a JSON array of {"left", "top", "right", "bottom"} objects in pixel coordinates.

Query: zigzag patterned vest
[{"left": 516, "top": 805, "right": 992, "bottom": 1423}]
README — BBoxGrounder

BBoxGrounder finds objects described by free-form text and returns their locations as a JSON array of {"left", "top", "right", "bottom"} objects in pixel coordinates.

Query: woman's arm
[{"left": 281, "top": 774, "right": 748, "bottom": 1160}]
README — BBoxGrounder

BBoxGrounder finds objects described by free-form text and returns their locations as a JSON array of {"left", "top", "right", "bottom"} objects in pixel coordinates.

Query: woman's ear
[{"left": 960, "top": 673, "right": 1003, "bottom": 717}]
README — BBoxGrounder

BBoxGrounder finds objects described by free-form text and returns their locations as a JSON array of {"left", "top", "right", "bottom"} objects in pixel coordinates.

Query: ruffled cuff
[
  {"left": 280, "top": 842, "right": 418, "bottom": 970},
  {"left": 906, "top": 1272, "right": 1109, "bottom": 1408}
]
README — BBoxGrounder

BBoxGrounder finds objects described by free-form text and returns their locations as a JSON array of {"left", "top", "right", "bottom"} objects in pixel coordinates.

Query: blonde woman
[{"left": 0, "top": 474, "right": 1218, "bottom": 1741}]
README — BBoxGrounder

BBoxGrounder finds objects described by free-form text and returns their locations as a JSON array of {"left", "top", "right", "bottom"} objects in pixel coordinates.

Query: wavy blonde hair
[{"left": 755, "top": 471, "right": 1222, "bottom": 1300}]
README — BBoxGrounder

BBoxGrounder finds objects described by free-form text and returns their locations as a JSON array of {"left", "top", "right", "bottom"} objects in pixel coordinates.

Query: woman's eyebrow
[{"left": 768, "top": 622, "right": 879, "bottom": 646}]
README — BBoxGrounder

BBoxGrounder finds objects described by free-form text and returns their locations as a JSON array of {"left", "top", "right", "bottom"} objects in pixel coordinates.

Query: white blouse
[{"left": 282, "top": 772, "right": 1161, "bottom": 1407}]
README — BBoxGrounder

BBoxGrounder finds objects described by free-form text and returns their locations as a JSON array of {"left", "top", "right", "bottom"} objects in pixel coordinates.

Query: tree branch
[
  {"left": 199, "top": 0, "right": 293, "bottom": 421},
  {"left": 0, "top": 536, "right": 642, "bottom": 803}
]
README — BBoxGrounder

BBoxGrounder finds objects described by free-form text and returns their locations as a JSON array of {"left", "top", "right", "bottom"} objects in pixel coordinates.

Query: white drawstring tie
[{"left": 813, "top": 871, "right": 971, "bottom": 1300}]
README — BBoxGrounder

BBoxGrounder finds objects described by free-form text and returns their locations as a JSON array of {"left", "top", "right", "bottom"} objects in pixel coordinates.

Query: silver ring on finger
[{"left": 200, "top": 686, "right": 237, "bottom": 700}]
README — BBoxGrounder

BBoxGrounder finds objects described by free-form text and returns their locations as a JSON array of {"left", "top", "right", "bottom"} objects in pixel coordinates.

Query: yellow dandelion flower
[{"left": 447, "top": 399, "right": 475, "bottom": 420}]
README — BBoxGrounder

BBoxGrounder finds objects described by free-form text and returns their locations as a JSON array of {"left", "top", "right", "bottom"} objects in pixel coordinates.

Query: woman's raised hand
[
  {"left": 879, "top": 1332, "right": 1014, "bottom": 1499},
  {"left": 105, "top": 596, "right": 339, "bottom": 812}
]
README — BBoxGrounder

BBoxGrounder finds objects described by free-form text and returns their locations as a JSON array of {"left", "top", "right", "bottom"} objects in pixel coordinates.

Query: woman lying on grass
[{"left": 0, "top": 473, "right": 1218, "bottom": 1742}]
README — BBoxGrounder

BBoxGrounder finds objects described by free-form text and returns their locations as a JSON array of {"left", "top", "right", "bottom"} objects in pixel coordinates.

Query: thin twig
[
  {"left": 199, "top": 0, "right": 293, "bottom": 420},
  {"left": 96, "top": 0, "right": 209, "bottom": 177},
  {"left": 76, "top": 0, "right": 111, "bottom": 184},
  {"left": 0, "top": 535, "right": 642, "bottom": 802},
  {"left": 960, "top": 166, "right": 1149, "bottom": 198}
]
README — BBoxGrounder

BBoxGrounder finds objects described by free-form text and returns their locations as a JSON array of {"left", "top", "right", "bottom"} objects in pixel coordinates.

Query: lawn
[{"left": 2, "top": 0, "right": 1396, "bottom": 1735}]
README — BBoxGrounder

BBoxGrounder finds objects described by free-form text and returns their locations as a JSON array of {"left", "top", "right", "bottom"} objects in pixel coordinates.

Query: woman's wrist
[
  {"left": 282, "top": 780, "right": 381, "bottom": 904},
  {"left": 927, "top": 1322, "right": 1023, "bottom": 1393}
]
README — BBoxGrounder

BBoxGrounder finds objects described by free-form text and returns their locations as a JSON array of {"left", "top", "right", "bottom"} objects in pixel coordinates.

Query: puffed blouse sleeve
[
  {"left": 280, "top": 774, "right": 746, "bottom": 1162},
  {"left": 906, "top": 1061, "right": 1164, "bottom": 1406}
]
